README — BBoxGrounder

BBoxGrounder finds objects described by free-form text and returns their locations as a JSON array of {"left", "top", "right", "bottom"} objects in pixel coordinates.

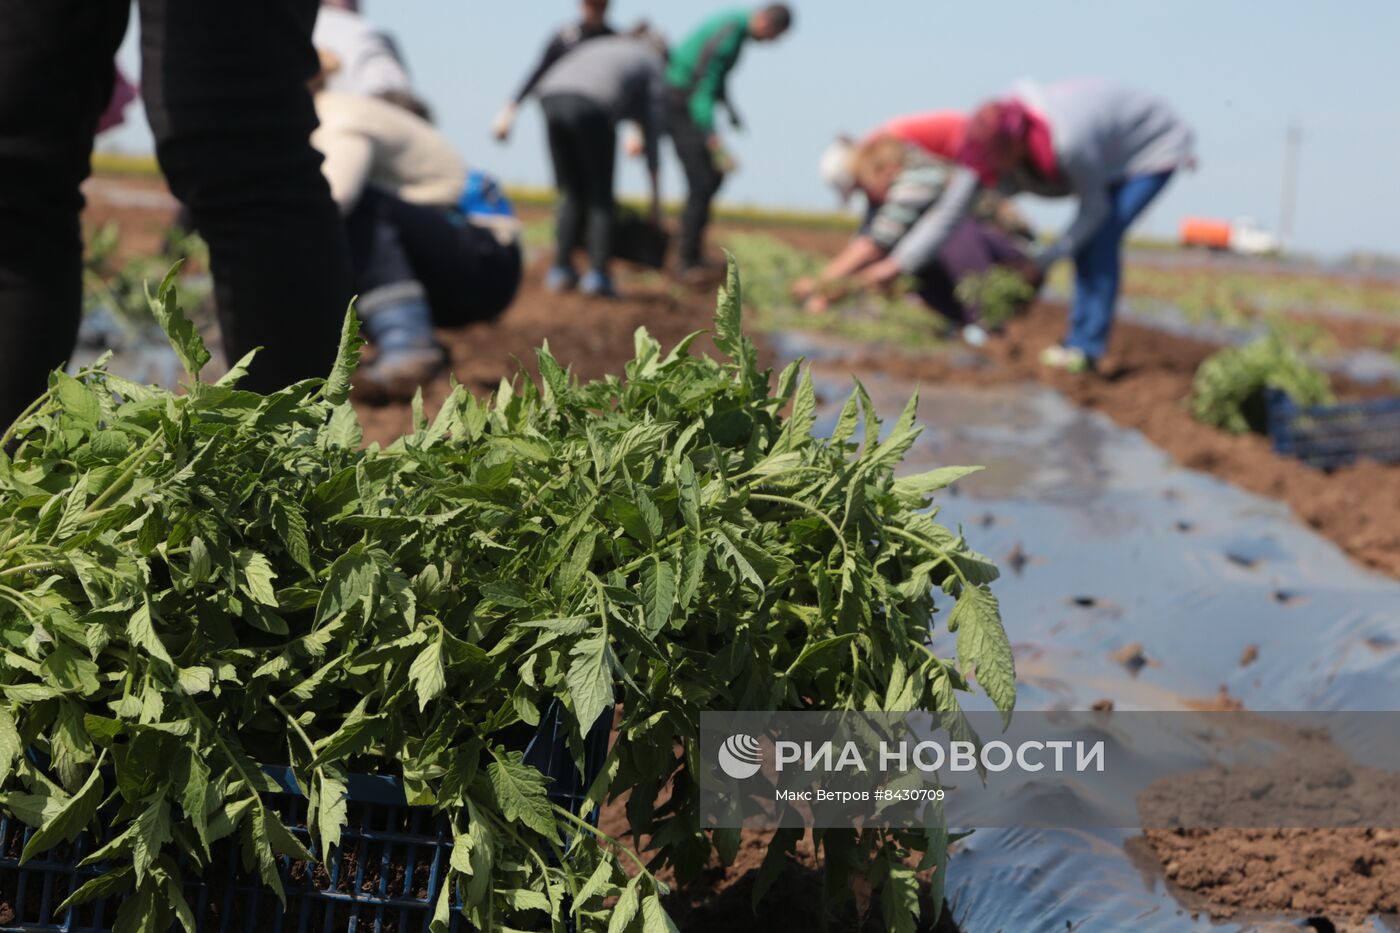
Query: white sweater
[{"left": 311, "top": 91, "right": 465, "bottom": 214}]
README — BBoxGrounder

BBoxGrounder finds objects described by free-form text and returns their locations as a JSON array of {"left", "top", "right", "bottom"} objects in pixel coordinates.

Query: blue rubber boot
[{"left": 357, "top": 287, "right": 446, "bottom": 402}]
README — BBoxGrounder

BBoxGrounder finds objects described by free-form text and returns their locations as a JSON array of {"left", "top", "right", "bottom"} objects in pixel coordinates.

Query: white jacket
[{"left": 311, "top": 91, "right": 465, "bottom": 214}]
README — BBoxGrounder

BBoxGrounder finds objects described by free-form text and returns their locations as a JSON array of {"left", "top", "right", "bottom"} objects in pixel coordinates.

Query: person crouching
[
  {"left": 795, "top": 136, "right": 1034, "bottom": 339},
  {"left": 311, "top": 59, "right": 522, "bottom": 402}
]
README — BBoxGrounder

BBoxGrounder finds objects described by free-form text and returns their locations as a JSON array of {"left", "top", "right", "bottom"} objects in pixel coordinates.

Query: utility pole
[{"left": 1278, "top": 123, "right": 1302, "bottom": 249}]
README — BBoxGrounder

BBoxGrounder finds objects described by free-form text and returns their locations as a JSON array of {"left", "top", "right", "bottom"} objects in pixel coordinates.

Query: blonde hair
[{"left": 852, "top": 136, "right": 912, "bottom": 190}]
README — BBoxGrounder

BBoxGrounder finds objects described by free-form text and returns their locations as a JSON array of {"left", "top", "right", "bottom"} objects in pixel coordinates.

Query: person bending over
[
  {"left": 535, "top": 30, "right": 668, "bottom": 298},
  {"left": 665, "top": 4, "right": 793, "bottom": 277},
  {"left": 861, "top": 79, "right": 1194, "bottom": 372},
  {"left": 493, "top": 0, "right": 616, "bottom": 142},
  {"left": 794, "top": 136, "right": 1032, "bottom": 340}
]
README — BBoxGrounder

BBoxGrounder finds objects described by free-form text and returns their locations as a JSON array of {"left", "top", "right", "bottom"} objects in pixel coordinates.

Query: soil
[{"left": 1144, "top": 828, "right": 1400, "bottom": 921}]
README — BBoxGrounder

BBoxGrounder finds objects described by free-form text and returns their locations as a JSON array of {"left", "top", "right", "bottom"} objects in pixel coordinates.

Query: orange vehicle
[
  {"left": 1179, "top": 217, "right": 1280, "bottom": 255},
  {"left": 1179, "top": 217, "right": 1233, "bottom": 250}
]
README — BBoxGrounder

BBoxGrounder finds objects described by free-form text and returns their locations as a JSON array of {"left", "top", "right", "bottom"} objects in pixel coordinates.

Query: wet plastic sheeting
[{"left": 796, "top": 353, "right": 1400, "bottom": 931}]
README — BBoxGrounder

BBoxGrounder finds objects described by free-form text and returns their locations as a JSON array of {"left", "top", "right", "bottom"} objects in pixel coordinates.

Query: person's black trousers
[
  {"left": 541, "top": 93, "right": 616, "bottom": 273},
  {"left": 0, "top": 0, "right": 352, "bottom": 429},
  {"left": 665, "top": 91, "right": 724, "bottom": 269},
  {"left": 345, "top": 190, "right": 521, "bottom": 327}
]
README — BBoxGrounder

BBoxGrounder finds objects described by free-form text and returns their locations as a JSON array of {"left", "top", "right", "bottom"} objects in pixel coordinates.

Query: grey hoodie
[
  {"left": 536, "top": 36, "right": 668, "bottom": 175},
  {"left": 892, "top": 79, "right": 1194, "bottom": 272}
]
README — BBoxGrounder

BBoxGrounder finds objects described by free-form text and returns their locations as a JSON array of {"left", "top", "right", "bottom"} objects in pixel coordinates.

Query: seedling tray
[
  {"left": 1267, "top": 388, "right": 1400, "bottom": 469},
  {"left": 1, "top": 700, "right": 611, "bottom": 933}
]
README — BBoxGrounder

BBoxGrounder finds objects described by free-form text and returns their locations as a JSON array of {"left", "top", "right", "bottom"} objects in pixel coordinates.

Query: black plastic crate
[
  {"left": 1, "top": 701, "right": 612, "bottom": 933},
  {"left": 1267, "top": 388, "right": 1400, "bottom": 470}
]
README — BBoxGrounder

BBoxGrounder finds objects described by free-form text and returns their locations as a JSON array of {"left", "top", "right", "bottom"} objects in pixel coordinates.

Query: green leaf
[
  {"left": 236, "top": 549, "right": 279, "bottom": 607},
  {"left": 566, "top": 628, "right": 613, "bottom": 740},
  {"left": 178, "top": 749, "right": 212, "bottom": 856},
  {"left": 891, "top": 465, "right": 984, "bottom": 501},
  {"left": 642, "top": 894, "right": 679, "bottom": 933},
  {"left": 324, "top": 305, "right": 364, "bottom": 405},
  {"left": 0, "top": 707, "right": 21, "bottom": 785},
  {"left": 487, "top": 756, "right": 559, "bottom": 843},
  {"left": 409, "top": 634, "right": 447, "bottom": 711},
  {"left": 312, "top": 708, "right": 385, "bottom": 767},
  {"left": 176, "top": 666, "right": 213, "bottom": 696},
  {"left": 20, "top": 754, "right": 106, "bottom": 863},
  {"left": 713, "top": 254, "right": 744, "bottom": 361},
  {"left": 131, "top": 797, "right": 172, "bottom": 882},
  {"left": 572, "top": 857, "right": 615, "bottom": 913},
  {"left": 608, "top": 875, "right": 642, "bottom": 933},
  {"left": 147, "top": 262, "right": 211, "bottom": 380},
  {"left": 215, "top": 349, "right": 259, "bottom": 388},
  {"left": 880, "top": 860, "right": 920, "bottom": 933},
  {"left": 272, "top": 498, "right": 313, "bottom": 574},
  {"left": 951, "top": 585, "right": 1016, "bottom": 726},
  {"left": 127, "top": 597, "right": 173, "bottom": 667},
  {"left": 315, "top": 547, "right": 377, "bottom": 624},
  {"left": 56, "top": 865, "right": 135, "bottom": 913},
  {"left": 677, "top": 460, "right": 702, "bottom": 534},
  {"left": 314, "top": 768, "right": 349, "bottom": 859},
  {"left": 55, "top": 372, "right": 101, "bottom": 426},
  {"left": 639, "top": 557, "right": 676, "bottom": 635},
  {"left": 112, "top": 886, "right": 160, "bottom": 933},
  {"left": 41, "top": 643, "right": 101, "bottom": 696}
]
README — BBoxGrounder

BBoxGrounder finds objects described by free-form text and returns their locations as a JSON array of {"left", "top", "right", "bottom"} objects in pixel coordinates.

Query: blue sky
[{"left": 109, "top": 2, "right": 1400, "bottom": 258}]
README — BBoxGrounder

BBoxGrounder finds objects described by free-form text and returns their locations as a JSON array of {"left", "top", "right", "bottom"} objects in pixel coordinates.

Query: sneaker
[
  {"left": 1038, "top": 344, "right": 1093, "bottom": 373},
  {"left": 353, "top": 345, "right": 448, "bottom": 404},
  {"left": 961, "top": 324, "right": 990, "bottom": 348},
  {"left": 579, "top": 269, "right": 617, "bottom": 298},
  {"left": 545, "top": 265, "right": 578, "bottom": 293}
]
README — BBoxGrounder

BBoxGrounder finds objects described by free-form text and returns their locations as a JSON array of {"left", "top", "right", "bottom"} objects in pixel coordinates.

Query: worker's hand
[
  {"left": 802, "top": 293, "right": 830, "bottom": 316},
  {"left": 790, "top": 276, "right": 817, "bottom": 301},
  {"left": 707, "top": 135, "right": 737, "bottom": 174},
  {"left": 711, "top": 148, "right": 738, "bottom": 174},
  {"left": 491, "top": 103, "right": 517, "bottom": 142},
  {"left": 860, "top": 257, "right": 903, "bottom": 290},
  {"left": 1011, "top": 255, "right": 1045, "bottom": 289}
]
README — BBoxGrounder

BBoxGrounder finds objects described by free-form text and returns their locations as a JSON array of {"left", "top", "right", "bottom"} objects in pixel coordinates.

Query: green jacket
[{"left": 665, "top": 9, "right": 750, "bottom": 133}]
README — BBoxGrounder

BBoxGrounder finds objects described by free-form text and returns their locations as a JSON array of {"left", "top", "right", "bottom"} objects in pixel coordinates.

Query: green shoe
[{"left": 1039, "top": 344, "right": 1093, "bottom": 373}]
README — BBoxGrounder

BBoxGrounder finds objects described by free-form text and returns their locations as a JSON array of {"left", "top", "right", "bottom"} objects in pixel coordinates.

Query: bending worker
[
  {"left": 665, "top": 4, "right": 793, "bottom": 277},
  {"left": 796, "top": 135, "right": 1031, "bottom": 340},
  {"left": 493, "top": 0, "right": 616, "bottom": 142},
  {"left": 861, "top": 78, "right": 1194, "bottom": 373},
  {"left": 536, "top": 30, "right": 669, "bottom": 298}
]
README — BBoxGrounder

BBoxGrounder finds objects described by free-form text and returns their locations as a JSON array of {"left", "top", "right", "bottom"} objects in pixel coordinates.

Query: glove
[{"left": 491, "top": 103, "right": 518, "bottom": 142}]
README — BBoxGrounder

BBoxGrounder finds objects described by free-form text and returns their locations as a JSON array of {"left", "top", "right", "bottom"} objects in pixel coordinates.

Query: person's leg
[
  {"left": 1067, "top": 218, "right": 1119, "bottom": 361},
  {"left": 0, "top": 0, "right": 129, "bottom": 430},
  {"left": 341, "top": 190, "right": 443, "bottom": 401},
  {"left": 138, "top": 0, "right": 352, "bottom": 393},
  {"left": 575, "top": 103, "right": 617, "bottom": 293},
  {"left": 915, "top": 220, "right": 1028, "bottom": 325},
  {"left": 1066, "top": 172, "right": 1173, "bottom": 360},
  {"left": 667, "top": 96, "right": 723, "bottom": 270},
  {"left": 542, "top": 95, "right": 585, "bottom": 283}
]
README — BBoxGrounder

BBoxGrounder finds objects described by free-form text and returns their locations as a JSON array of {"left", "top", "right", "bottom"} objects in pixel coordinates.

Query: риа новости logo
[{"left": 718, "top": 733, "right": 763, "bottom": 779}]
